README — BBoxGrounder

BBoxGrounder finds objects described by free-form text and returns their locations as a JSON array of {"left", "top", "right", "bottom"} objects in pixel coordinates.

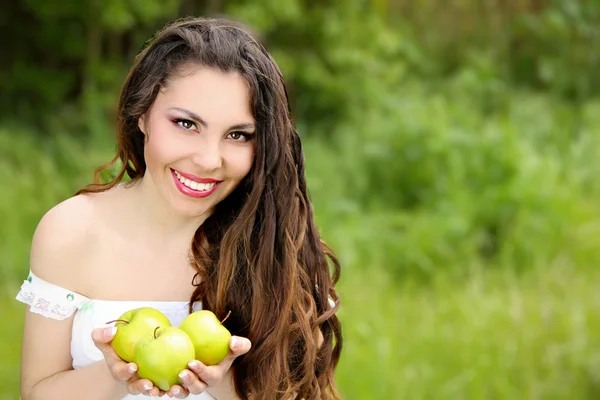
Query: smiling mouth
[{"left": 173, "top": 170, "right": 218, "bottom": 192}]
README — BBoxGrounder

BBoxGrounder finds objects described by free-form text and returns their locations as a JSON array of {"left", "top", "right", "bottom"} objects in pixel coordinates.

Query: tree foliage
[{"left": 2, "top": 0, "right": 600, "bottom": 280}]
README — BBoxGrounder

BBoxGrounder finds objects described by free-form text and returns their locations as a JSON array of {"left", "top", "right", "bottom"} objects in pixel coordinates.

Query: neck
[{"left": 123, "top": 175, "right": 210, "bottom": 245}]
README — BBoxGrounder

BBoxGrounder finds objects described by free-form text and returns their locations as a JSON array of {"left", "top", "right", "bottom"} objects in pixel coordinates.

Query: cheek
[
  {"left": 235, "top": 147, "right": 255, "bottom": 178},
  {"left": 145, "top": 136, "right": 165, "bottom": 157},
  {"left": 222, "top": 145, "right": 254, "bottom": 182},
  {"left": 144, "top": 123, "right": 180, "bottom": 170},
  {"left": 144, "top": 136, "right": 166, "bottom": 172}
]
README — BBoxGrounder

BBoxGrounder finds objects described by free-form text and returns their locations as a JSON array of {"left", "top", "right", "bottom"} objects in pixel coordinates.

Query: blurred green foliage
[{"left": 3, "top": 0, "right": 600, "bottom": 398}]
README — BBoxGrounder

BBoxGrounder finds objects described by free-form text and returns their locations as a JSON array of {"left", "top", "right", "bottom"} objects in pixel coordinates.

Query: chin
[
  {"left": 180, "top": 204, "right": 213, "bottom": 219},
  {"left": 166, "top": 195, "right": 208, "bottom": 216}
]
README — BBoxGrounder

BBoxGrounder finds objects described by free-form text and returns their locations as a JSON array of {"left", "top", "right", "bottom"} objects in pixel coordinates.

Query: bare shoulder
[{"left": 30, "top": 192, "right": 103, "bottom": 292}]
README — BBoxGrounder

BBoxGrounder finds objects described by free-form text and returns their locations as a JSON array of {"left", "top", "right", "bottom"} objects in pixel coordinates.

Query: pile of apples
[{"left": 108, "top": 308, "right": 232, "bottom": 390}]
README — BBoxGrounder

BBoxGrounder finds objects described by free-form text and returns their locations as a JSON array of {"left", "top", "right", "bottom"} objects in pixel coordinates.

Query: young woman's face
[{"left": 139, "top": 66, "right": 256, "bottom": 218}]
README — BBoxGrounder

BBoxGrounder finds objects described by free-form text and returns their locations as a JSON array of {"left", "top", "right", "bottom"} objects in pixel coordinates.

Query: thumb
[
  {"left": 91, "top": 326, "right": 117, "bottom": 353},
  {"left": 207, "top": 336, "right": 251, "bottom": 375},
  {"left": 229, "top": 336, "right": 252, "bottom": 357}
]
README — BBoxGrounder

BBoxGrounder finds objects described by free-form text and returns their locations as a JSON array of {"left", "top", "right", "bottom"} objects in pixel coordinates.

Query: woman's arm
[
  {"left": 20, "top": 197, "right": 158, "bottom": 399},
  {"left": 21, "top": 311, "right": 157, "bottom": 400},
  {"left": 21, "top": 314, "right": 127, "bottom": 400},
  {"left": 24, "top": 362, "right": 126, "bottom": 400}
]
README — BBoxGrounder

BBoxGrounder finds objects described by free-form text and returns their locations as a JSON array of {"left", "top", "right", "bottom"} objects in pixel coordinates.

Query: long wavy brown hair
[{"left": 75, "top": 17, "right": 342, "bottom": 399}]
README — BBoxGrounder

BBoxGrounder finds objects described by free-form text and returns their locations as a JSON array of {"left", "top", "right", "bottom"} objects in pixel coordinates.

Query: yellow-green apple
[
  {"left": 133, "top": 326, "right": 195, "bottom": 391},
  {"left": 178, "top": 310, "right": 232, "bottom": 365},
  {"left": 107, "top": 307, "right": 172, "bottom": 362}
]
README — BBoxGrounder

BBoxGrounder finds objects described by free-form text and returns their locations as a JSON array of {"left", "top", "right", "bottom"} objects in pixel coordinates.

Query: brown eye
[
  {"left": 175, "top": 119, "right": 196, "bottom": 130},
  {"left": 228, "top": 131, "right": 251, "bottom": 142}
]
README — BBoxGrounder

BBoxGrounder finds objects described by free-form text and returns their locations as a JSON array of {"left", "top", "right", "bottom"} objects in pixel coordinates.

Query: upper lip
[{"left": 172, "top": 168, "right": 221, "bottom": 183}]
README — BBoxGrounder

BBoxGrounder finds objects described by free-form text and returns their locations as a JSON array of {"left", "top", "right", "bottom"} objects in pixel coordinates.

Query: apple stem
[
  {"left": 154, "top": 326, "right": 159, "bottom": 339},
  {"left": 105, "top": 319, "right": 129, "bottom": 325},
  {"left": 220, "top": 310, "right": 232, "bottom": 324}
]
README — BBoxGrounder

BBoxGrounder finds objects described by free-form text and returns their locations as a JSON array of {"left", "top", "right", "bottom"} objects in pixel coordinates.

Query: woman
[{"left": 16, "top": 17, "right": 342, "bottom": 400}]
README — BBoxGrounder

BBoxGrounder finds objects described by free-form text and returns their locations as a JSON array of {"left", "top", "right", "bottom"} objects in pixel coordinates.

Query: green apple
[
  {"left": 178, "top": 310, "right": 232, "bottom": 365},
  {"left": 108, "top": 307, "right": 172, "bottom": 362},
  {"left": 133, "top": 326, "right": 195, "bottom": 391}
]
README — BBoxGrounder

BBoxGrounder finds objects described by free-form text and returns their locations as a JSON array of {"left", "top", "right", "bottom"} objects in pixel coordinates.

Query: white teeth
[{"left": 174, "top": 170, "right": 217, "bottom": 192}]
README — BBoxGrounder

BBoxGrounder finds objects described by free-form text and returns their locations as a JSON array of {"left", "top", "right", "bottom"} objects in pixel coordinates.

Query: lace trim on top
[
  {"left": 16, "top": 271, "right": 89, "bottom": 320},
  {"left": 16, "top": 270, "right": 335, "bottom": 321}
]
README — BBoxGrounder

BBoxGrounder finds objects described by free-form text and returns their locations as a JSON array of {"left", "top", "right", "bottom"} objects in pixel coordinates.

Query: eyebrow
[{"left": 169, "top": 107, "right": 255, "bottom": 131}]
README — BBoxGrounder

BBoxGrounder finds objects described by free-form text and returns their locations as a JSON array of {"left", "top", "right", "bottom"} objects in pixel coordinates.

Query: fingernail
[
  {"left": 172, "top": 387, "right": 180, "bottom": 395},
  {"left": 105, "top": 327, "right": 117, "bottom": 339},
  {"left": 144, "top": 382, "right": 153, "bottom": 391},
  {"left": 129, "top": 364, "right": 137, "bottom": 373},
  {"left": 188, "top": 361, "right": 198, "bottom": 369},
  {"left": 231, "top": 337, "right": 240, "bottom": 349},
  {"left": 179, "top": 371, "right": 188, "bottom": 381}
]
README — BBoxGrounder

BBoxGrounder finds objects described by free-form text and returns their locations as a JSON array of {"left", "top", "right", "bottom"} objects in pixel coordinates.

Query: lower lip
[{"left": 171, "top": 169, "right": 221, "bottom": 199}]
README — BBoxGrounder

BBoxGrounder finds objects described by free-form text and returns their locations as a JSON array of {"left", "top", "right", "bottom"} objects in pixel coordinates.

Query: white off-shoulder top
[{"left": 16, "top": 271, "right": 215, "bottom": 400}]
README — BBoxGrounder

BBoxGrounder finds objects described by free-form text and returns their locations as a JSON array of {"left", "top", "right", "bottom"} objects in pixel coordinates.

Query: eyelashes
[
  {"left": 173, "top": 118, "right": 196, "bottom": 130},
  {"left": 171, "top": 118, "right": 254, "bottom": 142},
  {"left": 227, "top": 131, "right": 254, "bottom": 141}
]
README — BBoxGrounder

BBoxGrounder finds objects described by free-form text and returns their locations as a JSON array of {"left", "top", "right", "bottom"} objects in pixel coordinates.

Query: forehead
[{"left": 154, "top": 66, "right": 254, "bottom": 123}]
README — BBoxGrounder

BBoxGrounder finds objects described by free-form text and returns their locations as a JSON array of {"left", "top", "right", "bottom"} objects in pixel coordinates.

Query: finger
[
  {"left": 91, "top": 327, "right": 117, "bottom": 352},
  {"left": 186, "top": 336, "right": 251, "bottom": 386},
  {"left": 91, "top": 327, "right": 124, "bottom": 364},
  {"left": 179, "top": 368, "right": 208, "bottom": 395},
  {"left": 229, "top": 336, "right": 252, "bottom": 356},
  {"left": 111, "top": 362, "right": 138, "bottom": 382},
  {"left": 215, "top": 336, "right": 252, "bottom": 372},
  {"left": 127, "top": 379, "right": 154, "bottom": 395},
  {"left": 168, "top": 385, "right": 189, "bottom": 399},
  {"left": 187, "top": 361, "right": 220, "bottom": 386},
  {"left": 148, "top": 385, "right": 161, "bottom": 397}
]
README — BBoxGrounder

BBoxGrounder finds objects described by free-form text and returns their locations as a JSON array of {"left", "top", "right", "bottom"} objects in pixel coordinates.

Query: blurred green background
[{"left": 3, "top": 0, "right": 600, "bottom": 399}]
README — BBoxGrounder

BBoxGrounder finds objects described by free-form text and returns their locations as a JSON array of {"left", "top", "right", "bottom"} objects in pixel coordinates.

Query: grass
[
  {"left": 0, "top": 293, "right": 24, "bottom": 400},
  {"left": 5, "top": 262, "right": 600, "bottom": 399},
  {"left": 335, "top": 265, "right": 600, "bottom": 399}
]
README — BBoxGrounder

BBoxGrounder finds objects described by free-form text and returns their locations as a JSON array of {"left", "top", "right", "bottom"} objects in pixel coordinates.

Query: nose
[{"left": 190, "top": 137, "right": 223, "bottom": 171}]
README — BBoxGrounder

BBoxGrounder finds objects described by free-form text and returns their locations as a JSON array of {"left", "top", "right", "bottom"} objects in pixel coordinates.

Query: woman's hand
[
  {"left": 165, "top": 336, "right": 252, "bottom": 398},
  {"left": 91, "top": 326, "right": 167, "bottom": 397}
]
